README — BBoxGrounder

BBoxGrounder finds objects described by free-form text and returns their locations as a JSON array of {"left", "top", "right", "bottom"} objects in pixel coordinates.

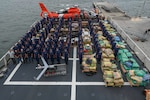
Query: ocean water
[{"left": 0, "top": 0, "right": 149, "bottom": 57}]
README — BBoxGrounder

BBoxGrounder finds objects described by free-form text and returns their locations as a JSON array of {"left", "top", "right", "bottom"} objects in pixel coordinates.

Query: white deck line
[
  {"left": 69, "top": 58, "right": 79, "bottom": 60},
  {"left": 4, "top": 81, "right": 130, "bottom": 86},
  {"left": 4, "top": 62, "right": 22, "bottom": 84},
  {"left": 4, "top": 81, "right": 72, "bottom": 85},
  {"left": 76, "top": 82, "right": 130, "bottom": 86},
  {"left": 71, "top": 47, "right": 77, "bottom": 100}
]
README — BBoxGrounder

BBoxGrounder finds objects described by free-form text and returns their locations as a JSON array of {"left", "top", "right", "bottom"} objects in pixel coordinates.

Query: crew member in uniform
[
  {"left": 49, "top": 49, "right": 54, "bottom": 64},
  {"left": 42, "top": 49, "right": 48, "bottom": 63},
  {"left": 51, "top": 45, "right": 56, "bottom": 55},
  {"left": 56, "top": 48, "right": 61, "bottom": 64},
  {"left": 26, "top": 46, "right": 33, "bottom": 62},
  {"left": 64, "top": 49, "right": 69, "bottom": 64},
  {"left": 20, "top": 48, "right": 27, "bottom": 63},
  {"left": 79, "top": 50, "right": 83, "bottom": 64},
  {"left": 96, "top": 51, "right": 102, "bottom": 64},
  {"left": 34, "top": 49, "right": 40, "bottom": 65}
]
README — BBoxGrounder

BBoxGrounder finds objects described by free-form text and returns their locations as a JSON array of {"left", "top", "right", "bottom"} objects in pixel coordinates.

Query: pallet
[
  {"left": 104, "top": 81, "right": 115, "bottom": 87},
  {"left": 82, "top": 69, "right": 97, "bottom": 73},
  {"left": 104, "top": 81, "right": 123, "bottom": 87},
  {"left": 114, "top": 84, "right": 123, "bottom": 87}
]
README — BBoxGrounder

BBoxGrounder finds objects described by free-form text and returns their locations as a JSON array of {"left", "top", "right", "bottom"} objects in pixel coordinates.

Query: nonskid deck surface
[
  {"left": 0, "top": 16, "right": 146, "bottom": 100},
  {"left": 0, "top": 47, "right": 144, "bottom": 100}
]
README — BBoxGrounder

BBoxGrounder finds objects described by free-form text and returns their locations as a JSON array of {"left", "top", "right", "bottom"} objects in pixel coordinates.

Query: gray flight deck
[
  {"left": 0, "top": 2, "right": 148, "bottom": 100},
  {"left": 0, "top": 47, "right": 145, "bottom": 100}
]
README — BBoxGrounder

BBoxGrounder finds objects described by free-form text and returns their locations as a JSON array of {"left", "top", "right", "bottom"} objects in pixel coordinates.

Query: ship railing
[
  {"left": 108, "top": 17, "right": 150, "bottom": 71},
  {"left": 0, "top": 19, "right": 41, "bottom": 70},
  {"left": 0, "top": 52, "right": 10, "bottom": 69}
]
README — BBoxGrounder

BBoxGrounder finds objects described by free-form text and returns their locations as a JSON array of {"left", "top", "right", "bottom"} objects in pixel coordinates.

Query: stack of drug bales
[
  {"left": 126, "top": 69, "right": 150, "bottom": 86},
  {"left": 82, "top": 57, "right": 97, "bottom": 73},
  {"left": 117, "top": 49, "right": 140, "bottom": 73},
  {"left": 101, "top": 20, "right": 150, "bottom": 87},
  {"left": 103, "top": 70, "right": 124, "bottom": 87},
  {"left": 99, "top": 20, "right": 124, "bottom": 87},
  {"left": 116, "top": 42, "right": 150, "bottom": 86},
  {"left": 82, "top": 28, "right": 93, "bottom": 55},
  {"left": 81, "top": 22, "right": 97, "bottom": 74},
  {"left": 101, "top": 58, "right": 117, "bottom": 73}
]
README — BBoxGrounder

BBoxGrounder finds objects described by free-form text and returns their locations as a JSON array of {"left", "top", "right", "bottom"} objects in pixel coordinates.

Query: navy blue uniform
[
  {"left": 42, "top": 50, "right": 48, "bottom": 63},
  {"left": 49, "top": 49, "right": 54, "bottom": 64},
  {"left": 26, "top": 47, "right": 33, "bottom": 62},
  {"left": 56, "top": 49, "right": 61, "bottom": 64},
  {"left": 64, "top": 50, "right": 69, "bottom": 64},
  {"left": 34, "top": 50, "right": 40, "bottom": 64},
  {"left": 79, "top": 50, "right": 83, "bottom": 64},
  {"left": 96, "top": 51, "right": 102, "bottom": 64},
  {"left": 114, "top": 47, "right": 119, "bottom": 57},
  {"left": 21, "top": 51, "right": 26, "bottom": 63},
  {"left": 96, "top": 46, "right": 101, "bottom": 55},
  {"left": 36, "top": 45, "right": 42, "bottom": 55},
  {"left": 16, "top": 43, "right": 22, "bottom": 51},
  {"left": 52, "top": 45, "right": 56, "bottom": 55},
  {"left": 14, "top": 50, "right": 22, "bottom": 63}
]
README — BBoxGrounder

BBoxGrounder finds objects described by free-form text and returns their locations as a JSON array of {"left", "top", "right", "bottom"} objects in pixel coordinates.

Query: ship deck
[
  {"left": 0, "top": 2, "right": 148, "bottom": 100},
  {"left": 0, "top": 46, "right": 145, "bottom": 100},
  {"left": 94, "top": 1, "right": 150, "bottom": 70}
]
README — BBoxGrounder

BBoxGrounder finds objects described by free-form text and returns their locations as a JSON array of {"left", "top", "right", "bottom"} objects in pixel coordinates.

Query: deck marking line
[
  {"left": 76, "top": 82, "right": 130, "bottom": 86},
  {"left": 4, "top": 81, "right": 131, "bottom": 86},
  {"left": 4, "top": 62, "right": 22, "bottom": 84},
  {"left": 71, "top": 47, "right": 77, "bottom": 100},
  {"left": 69, "top": 58, "right": 79, "bottom": 60},
  {"left": 35, "top": 56, "right": 50, "bottom": 80},
  {"left": 4, "top": 81, "right": 72, "bottom": 85},
  {"left": 61, "top": 57, "right": 79, "bottom": 60},
  {"left": 76, "top": 82, "right": 105, "bottom": 85}
]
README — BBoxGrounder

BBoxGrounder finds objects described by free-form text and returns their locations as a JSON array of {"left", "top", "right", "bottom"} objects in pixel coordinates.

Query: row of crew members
[
  {"left": 11, "top": 44, "right": 70, "bottom": 65},
  {"left": 13, "top": 35, "right": 71, "bottom": 65},
  {"left": 78, "top": 31, "right": 83, "bottom": 64},
  {"left": 78, "top": 23, "right": 83, "bottom": 64},
  {"left": 99, "top": 21, "right": 119, "bottom": 56},
  {"left": 88, "top": 21, "right": 102, "bottom": 63},
  {"left": 11, "top": 17, "right": 72, "bottom": 65}
]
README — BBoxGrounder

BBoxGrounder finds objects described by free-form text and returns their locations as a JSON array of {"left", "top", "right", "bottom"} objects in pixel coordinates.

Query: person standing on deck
[
  {"left": 96, "top": 44, "right": 101, "bottom": 55},
  {"left": 79, "top": 49, "right": 83, "bottom": 64},
  {"left": 34, "top": 49, "right": 40, "bottom": 65},
  {"left": 49, "top": 49, "right": 54, "bottom": 64},
  {"left": 8, "top": 49, "right": 16, "bottom": 64},
  {"left": 42, "top": 49, "right": 48, "bottom": 64},
  {"left": 16, "top": 42, "right": 22, "bottom": 51},
  {"left": 96, "top": 51, "right": 102, "bottom": 64},
  {"left": 36, "top": 44, "right": 42, "bottom": 55},
  {"left": 114, "top": 46, "right": 119, "bottom": 57},
  {"left": 64, "top": 49, "right": 69, "bottom": 64},
  {"left": 56, "top": 48, "right": 61, "bottom": 64},
  {"left": 20, "top": 48, "right": 27, "bottom": 63},
  {"left": 24, "top": 50, "right": 28, "bottom": 63},
  {"left": 58, "top": 42, "right": 63, "bottom": 56},
  {"left": 14, "top": 50, "right": 22, "bottom": 64},
  {"left": 51, "top": 45, "right": 56, "bottom": 56},
  {"left": 32, "top": 41, "right": 36, "bottom": 50},
  {"left": 26, "top": 46, "right": 33, "bottom": 63}
]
